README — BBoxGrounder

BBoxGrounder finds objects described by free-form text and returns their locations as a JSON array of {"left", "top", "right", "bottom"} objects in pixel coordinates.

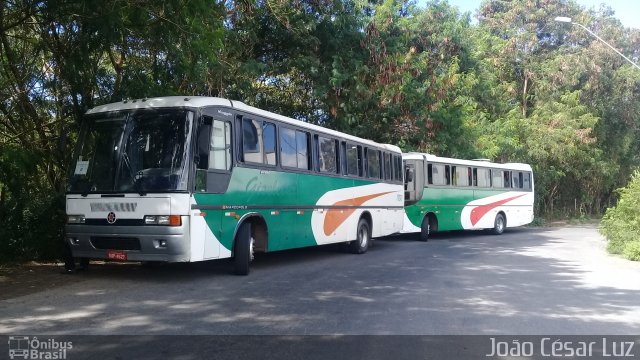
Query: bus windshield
[{"left": 68, "top": 109, "right": 194, "bottom": 194}]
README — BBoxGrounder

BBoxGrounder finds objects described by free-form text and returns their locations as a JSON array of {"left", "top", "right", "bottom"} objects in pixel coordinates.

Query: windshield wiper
[{"left": 121, "top": 153, "right": 147, "bottom": 196}]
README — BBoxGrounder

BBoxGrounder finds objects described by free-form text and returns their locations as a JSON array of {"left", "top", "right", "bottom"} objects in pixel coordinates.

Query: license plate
[{"left": 106, "top": 250, "right": 127, "bottom": 261}]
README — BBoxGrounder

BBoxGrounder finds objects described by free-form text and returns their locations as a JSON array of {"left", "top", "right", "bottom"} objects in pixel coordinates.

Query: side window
[
  {"left": 196, "top": 117, "right": 212, "bottom": 170},
  {"left": 296, "top": 130, "right": 309, "bottom": 170},
  {"left": 209, "top": 120, "right": 231, "bottom": 170},
  {"left": 346, "top": 143, "right": 360, "bottom": 176},
  {"left": 427, "top": 163, "right": 434, "bottom": 185},
  {"left": 512, "top": 171, "right": 521, "bottom": 188},
  {"left": 476, "top": 168, "right": 491, "bottom": 187},
  {"left": 340, "top": 142, "right": 347, "bottom": 175},
  {"left": 280, "top": 128, "right": 309, "bottom": 170},
  {"left": 395, "top": 155, "right": 402, "bottom": 181},
  {"left": 318, "top": 136, "right": 337, "bottom": 173},
  {"left": 242, "top": 118, "right": 262, "bottom": 164},
  {"left": 280, "top": 127, "right": 297, "bottom": 168},
  {"left": 384, "top": 153, "right": 392, "bottom": 181},
  {"left": 523, "top": 172, "right": 532, "bottom": 190},
  {"left": 431, "top": 164, "right": 449, "bottom": 186},
  {"left": 263, "top": 122, "right": 276, "bottom": 166},
  {"left": 492, "top": 169, "right": 503, "bottom": 188},
  {"left": 503, "top": 170, "right": 511, "bottom": 189},
  {"left": 452, "top": 166, "right": 470, "bottom": 187},
  {"left": 367, "top": 148, "right": 381, "bottom": 178}
]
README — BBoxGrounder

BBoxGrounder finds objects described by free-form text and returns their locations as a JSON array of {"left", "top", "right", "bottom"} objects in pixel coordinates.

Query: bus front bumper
[{"left": 65, "top": 217, "right": 191, "bottom": 262}]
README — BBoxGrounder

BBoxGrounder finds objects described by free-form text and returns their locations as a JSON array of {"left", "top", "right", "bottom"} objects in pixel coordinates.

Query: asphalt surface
[{"left": 1, "top": 225, "right": 639, "bottom": 335}]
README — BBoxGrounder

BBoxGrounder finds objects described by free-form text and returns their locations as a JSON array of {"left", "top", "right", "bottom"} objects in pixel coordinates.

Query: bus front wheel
[
  {"left": 419, "top": 216, "right": 431, "bottom": 242},
  {"left": 492, "top": 213, "right": 506, "bottom": 235},
  {"left": 233, "top": 222, "right": 254, "bottom": 275},
  {"left": 348, "top": 218, "right": 371, "bottom": 254}
]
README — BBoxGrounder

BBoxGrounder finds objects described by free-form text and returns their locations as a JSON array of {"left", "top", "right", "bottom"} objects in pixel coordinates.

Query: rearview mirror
[{"left": 405, "top": 168, "right": 414, "bottom": 182}]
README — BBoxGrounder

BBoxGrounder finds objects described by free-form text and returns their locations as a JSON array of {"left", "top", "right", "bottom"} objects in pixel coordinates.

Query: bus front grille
[{"left": 90, "top": 237, "right": 141, "bottom": 251}]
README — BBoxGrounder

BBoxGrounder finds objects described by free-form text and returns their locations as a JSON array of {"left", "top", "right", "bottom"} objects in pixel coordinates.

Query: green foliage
[
  {"left": 2, "top": 0, "right": 640, "bottom": 262},
  {"left": 622, "top": 242, "right": 640, "bottom": 261},
  {"left": 0, "top": 145, "right": 65, "bottom": 262},
  {"left": 528, "top": 217, "right": 546, "bottom": 227},
  {"left": 600, "top": 170, "right": 640, "bottom": 261}
]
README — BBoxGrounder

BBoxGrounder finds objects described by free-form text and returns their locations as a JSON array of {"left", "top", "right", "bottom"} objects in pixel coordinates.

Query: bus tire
[
  {"left": 492, "top": 213, "right": 506, "bottom": 235},
  {"left": 233, "top": 222, "right": 254, "bottom": 275},
  {"left": 419, "top": 216, "right": 431, "bottom": 242},
  {"left": 349, "top": 218, "right": 371, "bottom": 254}
]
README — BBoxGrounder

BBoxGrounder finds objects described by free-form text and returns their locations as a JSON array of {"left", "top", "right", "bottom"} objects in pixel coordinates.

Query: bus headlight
[
  {"left": 144, "top": 215, "right": 181, "bottom": 226},
  {"left": 144, "top": 215, "right": 158, "bottom": 225},
  {"left": 67, "top": 215, "right": 85, "bottom": 224}
]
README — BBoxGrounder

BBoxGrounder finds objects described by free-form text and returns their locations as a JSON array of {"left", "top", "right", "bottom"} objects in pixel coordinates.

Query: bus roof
[
  {"left": 87, "top": 96, "right": 401, "bottom": 153},
  {"left": 404, "top": 152, "right": 532, "bottom": 172}
]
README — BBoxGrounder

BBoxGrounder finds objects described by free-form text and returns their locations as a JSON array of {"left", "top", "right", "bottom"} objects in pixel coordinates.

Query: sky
[{"left": 441, "top": 0, "right": 640, "bottom": 29}]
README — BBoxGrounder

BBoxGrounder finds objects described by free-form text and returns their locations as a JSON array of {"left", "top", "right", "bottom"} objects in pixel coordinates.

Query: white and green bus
[
  {"left": 402, "top": 153, "right": 534, "bottom": 241},
  {"left": 65, "top": 97, "right": 404, "bottom": 274}
]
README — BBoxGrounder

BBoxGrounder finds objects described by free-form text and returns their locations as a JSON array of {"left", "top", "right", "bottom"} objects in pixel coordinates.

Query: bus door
[
  {"left": 191, "top": 110, "right": 234, "bottom": 260},
  {"left": 404, "top": 159, "right": 424, "bottom": 206}
]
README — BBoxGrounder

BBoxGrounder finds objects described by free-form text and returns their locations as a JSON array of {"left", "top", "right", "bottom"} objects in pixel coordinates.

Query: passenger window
[
  {"left": 346, "top": 144, "right": 360, "bottom": 176},
  {"left": 319, "top": 136, "right": 337, "bottom": 173},
  {"left": 263, "top": 122, "right": 276, "bottom": 166},
  {"left": 280, "top": 128, "right": 309, "bottom": 170},
  {"left": 209, "top": 120, "right": 231, "bottom": 170},
  {"left": 453, "top": 166, "right": 470, "bottom": 187},
  {"left": 280, "top": 128, "right": 297, "bottom": 168},
  {"left": 242, "top": 118, "right": 263, "bottom": 164},
  {"left": 340, "top": 142, "right": 347, "bottom": 175},
  {"left": 295, "top": 131, "right": 309, "bottom": 170},
  {"left": 492, "top": 169, "right": 503, "bottom": 188},
  {"left": 384, "top": 153, "right": 391, "bottom": 180},
  {"left": 523, "top": 172, "right": 531, "bottom": 190},
  {"left": 367, "top": 149, "right": 381, "bottom": 178},
  {"left": 476, "top": 168, "right": 491, "bottom": 187},
  {"left": 503, "top": 170, "right": 511, "bottom": 188},
  {"left": 431, "top": 164, "right": 449, "bottom": 186}
]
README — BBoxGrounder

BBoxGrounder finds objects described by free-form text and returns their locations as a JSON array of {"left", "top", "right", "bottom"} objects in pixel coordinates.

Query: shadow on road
[{"left": 1, "top": 226, "right": 639, "bottom": 335}]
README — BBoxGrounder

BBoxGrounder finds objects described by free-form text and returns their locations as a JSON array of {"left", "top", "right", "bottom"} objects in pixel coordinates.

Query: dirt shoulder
[{"left": 0, "top": 262, "right": 87, "bottom": 301}]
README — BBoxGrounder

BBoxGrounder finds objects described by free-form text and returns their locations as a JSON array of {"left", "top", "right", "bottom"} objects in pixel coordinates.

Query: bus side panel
[
  {"left": 310, "top": 182, "right": 402, "bottom": 244},
  {"left": 460, "top": 189, "right": 533, "bottom": 229},
  {"left": 419, "top": 187, "right": 475, "bottom": 231},
  {"left": 192, "top": 192, "right": 230, "bottom": 258},
  {"left": 404, "top": 201, "right": 424, "bottom": 230},
  {"left": 195, "top": 166, "right": 403, "bottom": 253}
]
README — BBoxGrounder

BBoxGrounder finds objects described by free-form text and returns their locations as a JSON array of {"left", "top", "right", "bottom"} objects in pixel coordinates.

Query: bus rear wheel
[
  {"left": 492, "top": 213, "right": 506, "bottom": 235},
  {"left": 233, "top": 222, "right": 254, "bottom": 275},
  {"left": 348, "top": 218, "right": 370, "bottom": 254}
]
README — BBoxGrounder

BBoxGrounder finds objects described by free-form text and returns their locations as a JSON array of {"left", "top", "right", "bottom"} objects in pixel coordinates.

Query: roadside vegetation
[
  {"left": 600, "top": 171, "right": 640, "bottom": 261},
  {"left": 1, "top": 0, "right": 639, "bottom": 262}
]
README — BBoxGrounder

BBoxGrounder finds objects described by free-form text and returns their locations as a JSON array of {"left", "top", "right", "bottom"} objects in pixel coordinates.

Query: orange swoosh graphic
[
  {"left": 323, "top": 192, "right": 394, "bottom": 236},
  {"left": 470, "top": 194, "right": 526, "bottom": 226}
]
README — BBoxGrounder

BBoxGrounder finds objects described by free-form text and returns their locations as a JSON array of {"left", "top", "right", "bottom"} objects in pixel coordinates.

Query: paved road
[{"left": 1, "top": 225, "right": 639, "bottom": 335}]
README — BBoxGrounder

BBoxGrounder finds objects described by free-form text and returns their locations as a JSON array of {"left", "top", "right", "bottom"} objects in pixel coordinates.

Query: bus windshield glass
[{"left": 68, "top": 109, "right": 194, "bottom": 194}]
